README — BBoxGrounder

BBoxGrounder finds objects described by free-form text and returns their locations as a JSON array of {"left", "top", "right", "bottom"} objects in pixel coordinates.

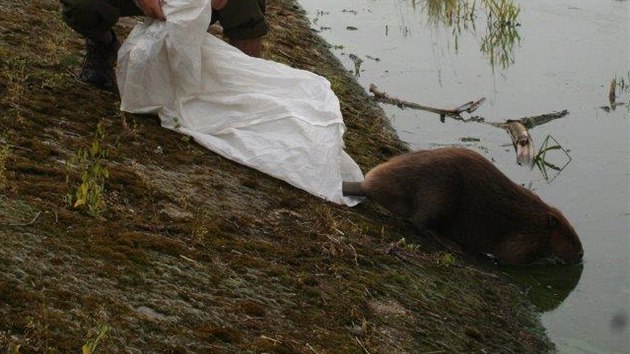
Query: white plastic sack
[{"left": 116, "top": 0, "right": 363, "bottom": 206}]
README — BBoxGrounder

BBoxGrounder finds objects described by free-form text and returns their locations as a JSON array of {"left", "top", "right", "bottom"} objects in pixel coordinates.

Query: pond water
[{"left": 298, "top": 0, "right": 629, "bottom": 352}]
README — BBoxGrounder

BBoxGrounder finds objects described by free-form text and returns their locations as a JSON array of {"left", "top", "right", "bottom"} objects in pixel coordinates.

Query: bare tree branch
[
  {"left": 368, "top": 84, "right": 571, "bottom": 168},
  {"left": 369, "top": 84, "right": 486, "bottom": 116}
]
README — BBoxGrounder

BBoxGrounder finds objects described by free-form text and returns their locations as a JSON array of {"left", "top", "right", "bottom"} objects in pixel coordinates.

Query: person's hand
[
  {"left": 134, "top": 0, "right": 166, "bottom": 21},
  {"left": 212, "top": 0, "right": 229, "bottom": 10}
]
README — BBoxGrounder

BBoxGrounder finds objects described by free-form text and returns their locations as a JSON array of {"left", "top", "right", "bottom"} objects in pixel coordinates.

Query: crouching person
[{"left": 60, "top": 0, "right": 268, "bottom": 91}]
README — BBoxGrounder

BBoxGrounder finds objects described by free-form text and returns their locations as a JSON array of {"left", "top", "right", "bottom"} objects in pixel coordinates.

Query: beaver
[{"left": 343, "top": 147, "right": 583, "bottom": 265}]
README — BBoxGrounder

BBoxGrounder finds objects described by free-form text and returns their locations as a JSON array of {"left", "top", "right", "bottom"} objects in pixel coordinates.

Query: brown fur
[{"left": 344, "top": 148, "right": 583, "bottom": 265}]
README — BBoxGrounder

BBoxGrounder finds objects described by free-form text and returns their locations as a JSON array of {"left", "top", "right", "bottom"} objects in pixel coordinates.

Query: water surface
[{"left": 299, "top": 0, "right": 629, "bottom": 352}]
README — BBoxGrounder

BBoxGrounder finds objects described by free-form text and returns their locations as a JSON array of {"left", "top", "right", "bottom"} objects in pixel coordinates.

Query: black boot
[{"left": 79, "top": 30, "right": 120, "bottom": 91}]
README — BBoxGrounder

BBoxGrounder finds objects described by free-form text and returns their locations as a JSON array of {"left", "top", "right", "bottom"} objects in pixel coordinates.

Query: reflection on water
[
  {"left": 421, "top": 0, "right": 521, "bottom": 69},
  {"left": 601, "top": 74, "right": 630, "bottom": 112},
  {"left": 534, "top": 135, "right": 572, "bottom": 182},
  {"left": 422, "top": 0, "right": 476, "bottom": 31},
  {"left": 480, "top": 0, "right": 520, "bottom": 68},
  {"left": 610, "top": 311, "right": 629, "bottom": 332},
  {"left": 505, "top": 264, "right": 583, "bottom": 312}
]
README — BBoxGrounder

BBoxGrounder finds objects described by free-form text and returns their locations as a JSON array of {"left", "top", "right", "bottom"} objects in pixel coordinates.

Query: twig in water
[
  {"left": 368, "top": 84, "right": 572, "bottom": 171},
  {"left": 369, "top": 84, "right": 485, "bottom": 117},
  {"left": 609, "top": 78, "right": 617, "bottom": 105},
  {"left": 369, "top": 83, "right": 567, "bottom": 130},
  {"left": 515, "top": 110, "right": 569, "bottom": 129}
]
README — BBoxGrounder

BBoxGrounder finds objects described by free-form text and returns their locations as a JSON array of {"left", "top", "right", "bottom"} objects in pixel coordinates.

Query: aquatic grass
[
  {"left": 482, "top": 0, "right": 520, "bottom": 26},
  {"left": 421, "top": 0, "right": 521, "bottom": 69},
  {"left": 424, "top": 0, "right": 477, "bottom": 51},
  {"left": 424, "top": 0, "right": 472, "bottom": 28},
  {"left": 480, "top": 15, "right": 520, "bottom": 69},
  {"left": 82, "top": 324, "right": 110, "bottom": 354},
  {"left": 480, "top": 0, "right": 521, "bottom": 69},
  {"left": 534, "top": 135, "right": 572, "bottom": 182}
]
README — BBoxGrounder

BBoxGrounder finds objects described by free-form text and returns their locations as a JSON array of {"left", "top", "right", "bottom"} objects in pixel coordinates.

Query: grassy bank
[{"left": 0, "top": 0, "right": 551, "bottom": 352}]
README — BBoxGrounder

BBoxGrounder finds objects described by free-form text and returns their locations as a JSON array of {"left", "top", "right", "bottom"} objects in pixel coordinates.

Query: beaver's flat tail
[{"left": 342, "top": 181, "right": 367, "bottom": 197}]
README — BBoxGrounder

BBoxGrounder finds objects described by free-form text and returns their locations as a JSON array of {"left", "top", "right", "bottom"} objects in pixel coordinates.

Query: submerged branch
[
  {"left": 369, "top": 84, "right": 571, "bottom": 168},
  {"left": 485, "top": 113, "right": 567, "bottom": 167},
  {"left": 512, "top": 110, "right": 569, "bottom": 129}
]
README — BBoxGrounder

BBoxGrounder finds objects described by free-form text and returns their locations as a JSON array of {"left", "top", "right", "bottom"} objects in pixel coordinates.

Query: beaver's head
[
  {"left": 546, "top": 208, "right": 583, "bottom": 264},
  {"left": 491, "top": 208, "right": 583, "bottom": 265}
]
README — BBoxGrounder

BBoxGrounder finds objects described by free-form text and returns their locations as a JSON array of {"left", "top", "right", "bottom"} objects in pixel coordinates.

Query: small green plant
[
  {"left": 82, "top": 324, "right": 110, "bottom": 354},
  {"left": 66, "top": 121, "right": 110, "bottom": 216},
  {"left": 40, "top": 72, "right": 67, "bottom": 90},
  {"left": 437, "top": 252, "right": 457, "bottom": 267},
  {"left": 6, "top": 343, "right": 21, "bottom": 354},
  {"left": 192, "top": 224, "right": 210, "bottom": 242},
  {"left": 397, "top": 238, "right": 421, "bottom": 252}
]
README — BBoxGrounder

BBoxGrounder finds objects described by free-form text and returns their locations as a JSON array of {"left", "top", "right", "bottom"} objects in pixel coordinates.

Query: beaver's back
[
  {"left": 362, "top": 148, "right": 552, "bottom": 250},
  {"left": 362, "top": 148, "right": 472, "bottom": 223}
]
